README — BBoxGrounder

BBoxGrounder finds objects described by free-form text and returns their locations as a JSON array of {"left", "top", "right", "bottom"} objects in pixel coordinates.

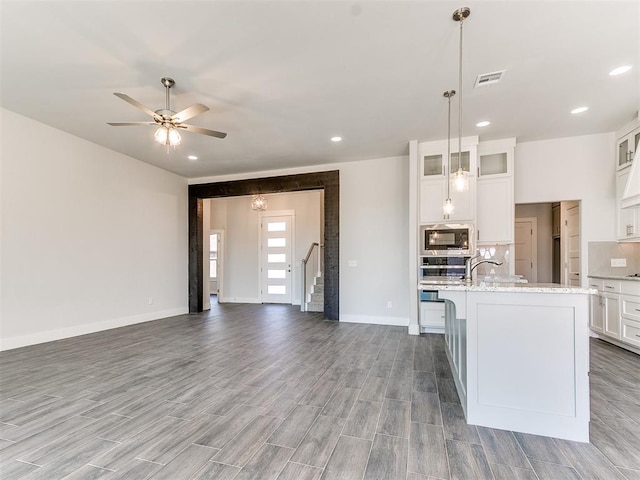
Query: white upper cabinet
[
  {"left": 617, "top": 167, "right": 639, "bottom": 240},
  {"left": 617, "top": 126, "right": 640, "bottom": 170},
  {"left": 418, "top": 137, "right": 477, "bottom": 223},
  {"left": 476, "top": 139, "right": 515, "bottom": 244}
]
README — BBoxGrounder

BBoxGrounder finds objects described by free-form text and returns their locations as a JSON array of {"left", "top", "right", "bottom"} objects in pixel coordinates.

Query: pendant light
[
  {"left": 443, "top": 90, "right": 456, "bottom": 217},
  {"left": 451, "top": 7, "right": 470, "bottom": 193},
  {"left": 251, "top": 194, "right": 267, "bottom": 211}
]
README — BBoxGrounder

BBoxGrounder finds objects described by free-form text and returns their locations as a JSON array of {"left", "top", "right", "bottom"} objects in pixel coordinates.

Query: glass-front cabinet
[
  {"left": 418, "top": 137, "right": 478, "bottom": 223},
  {"left": 617, "top": 126, "right": 640, "bottom": 170},
  {"left": 476, "top": 138, "right": 515, "bottom": 244},
  {"left": 420, "top": 140, "right": 474, "bottom": 178},
  {"left": 479, "top": 152, "right": 508, "bottom": 176}
]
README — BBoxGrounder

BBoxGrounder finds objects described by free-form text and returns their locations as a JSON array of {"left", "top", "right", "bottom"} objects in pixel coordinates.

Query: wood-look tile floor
[{"left": 1, "top": 303, "right": 639, "bottom": 479}]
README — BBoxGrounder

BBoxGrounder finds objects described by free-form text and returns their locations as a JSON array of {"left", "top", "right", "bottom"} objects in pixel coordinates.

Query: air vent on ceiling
[{"left": 474, "top": 70, "right": 506, "bottom": 88}]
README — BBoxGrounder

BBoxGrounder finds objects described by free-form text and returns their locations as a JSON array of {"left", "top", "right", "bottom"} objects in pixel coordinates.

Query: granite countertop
[
  {"left": 588, "top": 274, "right": 640, "bottom": 282},
  {"left": 418, "top": 281, "right": 595, "bottom": 294}
]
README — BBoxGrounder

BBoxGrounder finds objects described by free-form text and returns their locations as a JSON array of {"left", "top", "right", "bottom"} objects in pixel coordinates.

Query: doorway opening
[
  {"left": 514, "top": 200, "right": 581, "bottom": 285},
  {"left": 209, "top": 231, "right": 222, "bottom": 302},
  {"left": 188, "top": 171, "right": 340, "bottom": 320}
]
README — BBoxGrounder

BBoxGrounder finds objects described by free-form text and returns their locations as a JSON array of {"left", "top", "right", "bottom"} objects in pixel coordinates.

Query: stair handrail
[
  {"left": 301, "top": 242, "right": 320, "bottom": 312},
  {"left": 303, "top": 242, "right": 320, "bottom": 264}
]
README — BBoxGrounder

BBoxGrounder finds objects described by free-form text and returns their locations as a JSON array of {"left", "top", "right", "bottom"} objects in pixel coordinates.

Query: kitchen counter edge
[
  {"left": 418, "top": 282, "right": 595, "bottom": 294},
  {"left": 588, "top": 274, "right": 640, "bottom": 282}
]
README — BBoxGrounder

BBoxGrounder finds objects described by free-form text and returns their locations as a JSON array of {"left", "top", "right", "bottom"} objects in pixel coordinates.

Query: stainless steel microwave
[{"left": 420, "top": 224, "right": 473, "bottom": 255}]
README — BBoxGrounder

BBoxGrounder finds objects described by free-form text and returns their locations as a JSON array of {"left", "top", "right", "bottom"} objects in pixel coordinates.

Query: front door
[{"left": 261, "top": 215, "right": 293, "bottom": 304}]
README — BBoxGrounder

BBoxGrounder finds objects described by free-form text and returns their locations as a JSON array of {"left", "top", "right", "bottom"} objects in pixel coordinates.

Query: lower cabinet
[
  {"left": 590, "top": 277, "right": 640, "bottom": 350},
  {"left": 603, "top": 292, "right": 621, "bottom": 339},
  {"left": 622, "top": 320, "right": 640, "bottom": 348},
  {"left": 419, "top": 300, "right": 445, "bottom": 332},
  {"left": 590, "top": 293, "right": 605, "bottom": 334}
]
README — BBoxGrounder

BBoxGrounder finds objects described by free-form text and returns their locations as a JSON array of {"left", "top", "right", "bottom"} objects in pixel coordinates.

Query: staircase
[
  {"left": 306, "top": 275, "right": 324, "bottom": 312},
  {"left": 301, "top": 242, "right": 324, "bottom": 313}
]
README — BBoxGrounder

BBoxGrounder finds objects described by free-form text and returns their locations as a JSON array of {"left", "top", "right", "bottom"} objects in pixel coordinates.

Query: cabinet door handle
[{"left": 605, "top": 286, "right": 614, "bottom": 289}]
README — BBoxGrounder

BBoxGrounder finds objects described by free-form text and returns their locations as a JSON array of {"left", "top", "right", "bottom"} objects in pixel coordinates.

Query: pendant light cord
[
  {"left": 444, "top": 90, "right": 455, "bottom": 200},
  {"left": 458, "top": 14, "right": 464, "bottom": 170}
]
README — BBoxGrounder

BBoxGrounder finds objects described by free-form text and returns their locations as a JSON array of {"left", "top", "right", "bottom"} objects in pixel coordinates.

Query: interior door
[
  {"left": 261, "top": 215, "right": 293, "bottom": 304},
  {"left": 515, "top": 219, "right": 536, "bottom": 282},
  {"left": 565, "top": 203, "right": 581, "bottom": 286}
]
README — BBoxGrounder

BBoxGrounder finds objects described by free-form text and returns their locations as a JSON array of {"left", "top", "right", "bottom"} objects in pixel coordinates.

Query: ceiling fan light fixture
[
  {"left": 168, "top": 127, "right": 182, "bottom": 146},
  {"left": 154, "top": 126, "right": 181, "bottom": 146},
  {"left": 154, "top": 126, "right": 168, "bottom": 144}
]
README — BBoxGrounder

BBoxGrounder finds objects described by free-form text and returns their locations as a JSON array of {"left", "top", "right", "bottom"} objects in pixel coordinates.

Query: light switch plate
[{"left": 611, "top": 258, "right": 627, "bottom": 267}]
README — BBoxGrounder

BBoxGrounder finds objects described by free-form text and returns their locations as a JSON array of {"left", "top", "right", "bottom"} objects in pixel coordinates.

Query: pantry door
[{"left": 261, "top": 214, "right": 293, "bottom": 304}]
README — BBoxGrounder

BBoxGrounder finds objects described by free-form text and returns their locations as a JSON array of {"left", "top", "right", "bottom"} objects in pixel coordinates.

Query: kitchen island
[{"left": 422, "top": 282, "right": 594, "bottom": 442}]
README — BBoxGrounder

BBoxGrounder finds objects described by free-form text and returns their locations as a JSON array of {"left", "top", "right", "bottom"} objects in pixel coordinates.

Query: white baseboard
[
  {"left": 408, "top": 324, "right": 420, "bottom": 335},
  {"left": 218, "top": 297, "right": 261, "bottom": 304},
  {"left": 0, "top": 307, "right": 188, "bottom": 351},
  {"left": 340, "top": 314, "right": 409, "bottom": 327}
]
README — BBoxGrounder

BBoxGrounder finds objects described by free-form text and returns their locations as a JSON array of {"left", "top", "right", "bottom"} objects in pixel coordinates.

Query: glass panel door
[{"left": 261, "top": 215, "right": 292, "bottom": 304}]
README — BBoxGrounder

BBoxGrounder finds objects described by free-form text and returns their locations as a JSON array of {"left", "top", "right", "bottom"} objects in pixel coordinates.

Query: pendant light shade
[
  {"left": 443, "top": 198, "right": 454, "bottom": 216},
  {"left": 251, "top": 194, "right": 267, "bottom": 211},
  {"left": 452, "top": 166, "right": 469, "bottom": 192}
]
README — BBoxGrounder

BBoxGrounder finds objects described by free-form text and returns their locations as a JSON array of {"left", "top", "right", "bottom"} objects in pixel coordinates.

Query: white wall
[
  {"left": 0, "top": 109, "right": 189, "bottom": 350},
  {"left": 209, "top": 190, "right": 322, "bottom": 304},
  {"left": 515, "top": 203, "right": 554, "bottom": 283},
  {"left": 339, "top": 156, "right": 410, "bottom": 325},
  {"left": 515, "top": 133, "right": 617, "bottom": 286}
]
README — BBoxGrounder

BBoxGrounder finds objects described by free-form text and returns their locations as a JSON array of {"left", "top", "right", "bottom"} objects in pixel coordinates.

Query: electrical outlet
[
  {"left": 148, "top": 297, "right": 153, "bottom": 305},
  {"left": 387, "top": 301, "right": 393, "bottom": 309},
  {"left": 348, "top": 260, "right": 358, "bottom": 267},
  {"left": 611, "top": 258, "right": 627, "bottom": 268}
]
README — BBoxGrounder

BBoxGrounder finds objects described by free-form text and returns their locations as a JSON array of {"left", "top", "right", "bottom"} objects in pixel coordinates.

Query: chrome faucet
[{"left": 464, "top": 256, "right": 503, "bottom": 283}]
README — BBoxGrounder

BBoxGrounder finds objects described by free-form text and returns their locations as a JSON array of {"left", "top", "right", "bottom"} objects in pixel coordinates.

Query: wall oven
[{"left": 420, "top": 224, "right": 472, "bottom": 256}]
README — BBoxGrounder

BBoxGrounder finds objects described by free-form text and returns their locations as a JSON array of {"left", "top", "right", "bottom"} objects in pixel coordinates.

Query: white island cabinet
[{"left": 430, "top": 283, "right": 594, "bottom": 442}]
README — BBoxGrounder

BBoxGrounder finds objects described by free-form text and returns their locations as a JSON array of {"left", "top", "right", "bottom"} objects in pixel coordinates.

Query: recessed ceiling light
[
  {"left": 187, "top": 155, "right": 198, "bottom": 160},
  {"left": 609, "top": 65, "right": 632, "bottom": 76},
  {"left": 330, "top": 136, "right": 342, "bottom": 142},
  {"left": 571, "top": 106, "right": 589, "bottom": 114},
  {"left": 476, "top": 121, "right": 491, "bottom": 127}
]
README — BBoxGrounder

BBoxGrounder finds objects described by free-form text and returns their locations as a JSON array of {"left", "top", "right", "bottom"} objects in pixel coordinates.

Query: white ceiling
[{"left": 1, "top": 1, "right": 638, "bottom": 179}]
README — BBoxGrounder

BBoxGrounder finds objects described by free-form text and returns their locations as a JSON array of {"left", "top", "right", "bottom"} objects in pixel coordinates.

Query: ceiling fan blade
[
  {"left": 172, "top": 103, "right": 209, "bottom": 123},
  {"left": 179, "top": 124, "right": 227, "bottom": 139},
  {"left": 107, "top": 122, "right": 157, "bottom": 126},
  {"left": 113, "top": 93, "right": 159, "bottom": 119}
]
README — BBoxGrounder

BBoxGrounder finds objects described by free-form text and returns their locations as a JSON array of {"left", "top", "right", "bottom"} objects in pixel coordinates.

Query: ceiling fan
[{"left": 107, "top": 77, "right": 227, "bottom": 147}]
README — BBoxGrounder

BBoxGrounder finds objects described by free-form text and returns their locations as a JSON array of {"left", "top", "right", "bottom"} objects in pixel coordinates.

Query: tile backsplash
[
  {"left": 588, "top": 241, "right": 640, "bottom": 276},
  {"left": 475, "top": 244, "right": 511, "bottom": 277}
]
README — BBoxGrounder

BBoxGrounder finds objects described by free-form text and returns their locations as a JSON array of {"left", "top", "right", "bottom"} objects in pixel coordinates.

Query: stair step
[
  {"left": 312, "top": 284, "right": 324, "bottom": 294},
  {"left": 314, "top": 276, "right": 324, "bottom": 285},
  {"left": 309, "top": 292, "right": 323, "bottom": 302},
  {"left": 306, "top": 302, "right": 324, "bottom": 312}
]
